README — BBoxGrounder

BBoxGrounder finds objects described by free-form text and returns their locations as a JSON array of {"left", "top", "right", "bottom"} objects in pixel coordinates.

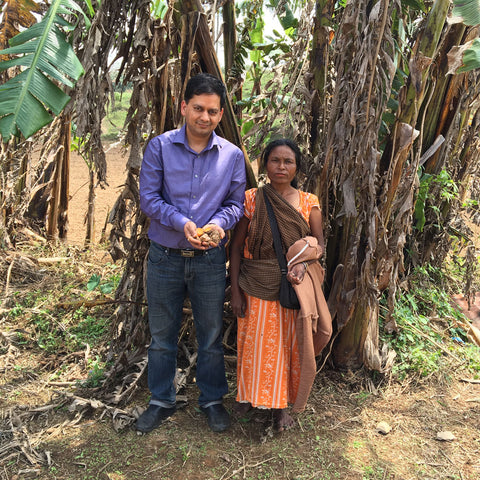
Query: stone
[
  {"left": 376, "top": 421, "right": 392, "bottom": 435},
  {"left": 436, "top": 431, "right": 455, "bottom": 441}
]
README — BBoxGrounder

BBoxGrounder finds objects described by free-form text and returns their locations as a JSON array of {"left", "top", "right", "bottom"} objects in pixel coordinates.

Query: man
[{"left": 137, "top": 73, "right": 246, "bottom": 433}]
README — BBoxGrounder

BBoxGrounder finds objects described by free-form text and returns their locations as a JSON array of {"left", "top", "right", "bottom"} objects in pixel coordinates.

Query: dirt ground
[
  {"left": 2, "top": 345, "right": 480, "bottom": 480},
  {"left": 1, "top": 146, "right": 480, "bottom": 480},
  {"left": 66, "top": 144, "right": 129, "bottom": 246}
]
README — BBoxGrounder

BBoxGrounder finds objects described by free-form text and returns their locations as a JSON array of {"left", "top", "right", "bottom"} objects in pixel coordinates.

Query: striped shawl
[{"left": 239, "top": 184, "right": 311, "bottom": 301}]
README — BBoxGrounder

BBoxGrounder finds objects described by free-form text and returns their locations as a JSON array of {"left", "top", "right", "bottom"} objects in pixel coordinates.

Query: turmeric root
[{"left": 196, "top": 225, "right": 221, "bottom": 244}]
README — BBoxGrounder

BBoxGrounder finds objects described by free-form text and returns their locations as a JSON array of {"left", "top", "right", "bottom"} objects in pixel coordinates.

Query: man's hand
[
  {"left": 198, "top": 224, "right": 225, "bottom": 247},
  {"left": 184, "top": 222, "right": 225, "bottom": 249},
  {"left": 184, "top": 221, "right": 205, "bottom": 249}
]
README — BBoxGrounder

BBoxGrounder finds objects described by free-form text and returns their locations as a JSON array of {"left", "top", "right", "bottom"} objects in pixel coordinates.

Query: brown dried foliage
[{"left": 0, "top": 0, "right": 44, "bottom": 61}]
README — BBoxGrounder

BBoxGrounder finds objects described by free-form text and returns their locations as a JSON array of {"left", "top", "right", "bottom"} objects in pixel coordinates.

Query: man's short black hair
[{"left": 184, "top": 73, "right": 226, "bottom": 108}]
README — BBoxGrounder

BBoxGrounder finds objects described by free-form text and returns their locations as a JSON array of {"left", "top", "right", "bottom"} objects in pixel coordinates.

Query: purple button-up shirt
[{"left": 139, "top": 125, "right": 246, "bottom": 249}]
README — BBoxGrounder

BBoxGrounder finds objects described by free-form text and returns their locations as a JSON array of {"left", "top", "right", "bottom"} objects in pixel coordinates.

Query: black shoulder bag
[{"left": 263, "top": 192, "right": 300, "bottom": 310}]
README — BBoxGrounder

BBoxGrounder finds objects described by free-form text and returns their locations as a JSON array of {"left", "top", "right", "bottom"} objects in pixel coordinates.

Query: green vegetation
[
  {"left": 4, "top": 245, "right": 120, "bottom": 362},
  {"left": 79, "top": 356, "right": 109, "bottom": 388},
  {"left": 102, "top": 89, "right": 132, "bottom": 142},
  {"left": 10, "top": 296, "right": 112, "bottom": 355},
  {"left": 381, "top": 264, "right": 480, "bottom": 380},
  {"left": 414, "top": 169, "right": 459, "bottom": 233}
]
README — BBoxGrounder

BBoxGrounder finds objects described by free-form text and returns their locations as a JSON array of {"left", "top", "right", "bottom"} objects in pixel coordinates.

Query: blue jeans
[{"left": 146, "top": 241, "right": 228, "bottom": 408}]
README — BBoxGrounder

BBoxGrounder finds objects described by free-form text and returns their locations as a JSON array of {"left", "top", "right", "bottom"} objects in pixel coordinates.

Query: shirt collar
[{"left": 173, "top": 124, "right": 221, "bottom": 152}]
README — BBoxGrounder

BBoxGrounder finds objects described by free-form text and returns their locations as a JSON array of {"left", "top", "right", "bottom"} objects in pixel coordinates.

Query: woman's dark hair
[
  {"left": 261, "top": 138, "right": 302, "bottom": 187},
  {"left": 184, "top": 73, "right": 226, "bottom": 108}
]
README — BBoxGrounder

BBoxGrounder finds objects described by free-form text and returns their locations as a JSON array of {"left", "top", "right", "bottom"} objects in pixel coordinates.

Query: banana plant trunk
[
  {"left": 46, "top": 116, "right": 71, "bottom": 241},
  {"left": 320, "top": 0, "right": 398, "bottom": 369},
  {"left": 308, "top": 0, "right": 335, "bottom": 159},
  {"left": 222, "top": 0, "right": 236, "bottom": 78},
  {"left": 413, "top": 25, "right": 480, "bottom": 266},
  {"left": 85, "top": 168, "right": 96, "bottom": 245},
  {"left": 323, "top": 0, "right": 451, "bottom": 369}
]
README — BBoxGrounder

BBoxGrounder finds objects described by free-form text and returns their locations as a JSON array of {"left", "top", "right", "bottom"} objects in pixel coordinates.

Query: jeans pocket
[
  {"left": 148, "top": 243, "right": 167, "bottom": 266},
  {"left": 205, "top": 246, "right": 226, "bottom": 268}
]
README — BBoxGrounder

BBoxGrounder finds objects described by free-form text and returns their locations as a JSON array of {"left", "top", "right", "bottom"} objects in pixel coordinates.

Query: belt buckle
[{"left": 181, "top": 249, "right": 195, "bottom": 258}]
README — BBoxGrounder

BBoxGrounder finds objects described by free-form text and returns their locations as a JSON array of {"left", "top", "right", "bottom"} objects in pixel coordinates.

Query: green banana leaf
[
  {"left": 451, "top": 0, "right": 480, "bottom": 73},
  {"left": 456, "top": 37, "right": 480, "bottom": 73},
  {"left": 0, "top": 0, "right": 88, "bottom": 141},
  {"left": 453, "top": 0, "right": 480, "bottom": 26}
]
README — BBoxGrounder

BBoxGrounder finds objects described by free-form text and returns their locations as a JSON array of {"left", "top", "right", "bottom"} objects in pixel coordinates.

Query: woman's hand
[
  {"left": 287, "top": 262, "right": 307, "bottom": 285},
  {"left": 231, "top": 288, "right": 246, "bottom": 318}
]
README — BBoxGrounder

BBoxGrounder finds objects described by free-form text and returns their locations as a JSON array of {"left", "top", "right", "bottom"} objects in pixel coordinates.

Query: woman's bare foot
[
  {"left": 272, "top": 408, "right": 295, "bottom": 432},
  {"left": 233, "top": 401, "right": 253, "bottom": 417}
]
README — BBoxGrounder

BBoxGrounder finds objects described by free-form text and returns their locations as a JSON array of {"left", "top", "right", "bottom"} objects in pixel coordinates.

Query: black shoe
[
  {"left": 135, "top": 404, "right": 176, "bottom": 433},
  {"left": 200, "top": 403, "right": 231, "bottom": 432}
]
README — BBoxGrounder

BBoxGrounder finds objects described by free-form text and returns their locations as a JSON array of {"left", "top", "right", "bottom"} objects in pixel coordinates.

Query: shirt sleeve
[
  {"left": 208, "top": 149, "right": 247, "bottom": 231},
  {"left": 243, "top": 188, "right": 257, "bottom": 220},
  {"left": 139, "top": 138, "right": 190, "bottom": 232},
  {"left": 299, "top": 191, "right": 320, "bottom": 223},
  {"left": 307, "top": 192, "right": 320, "bottom": 211}
]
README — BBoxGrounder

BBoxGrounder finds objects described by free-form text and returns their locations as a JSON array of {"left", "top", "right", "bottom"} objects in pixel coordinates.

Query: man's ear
[{"left": 180, "top": 100, "right": 187, "bottom": 116}]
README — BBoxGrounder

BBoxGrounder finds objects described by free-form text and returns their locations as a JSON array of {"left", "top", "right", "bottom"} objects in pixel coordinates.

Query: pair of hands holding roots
[{"left": 184, "top": 221, "right": 224, "bottom": 249}]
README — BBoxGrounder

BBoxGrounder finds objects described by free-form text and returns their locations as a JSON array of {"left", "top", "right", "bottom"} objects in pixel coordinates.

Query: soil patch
[
  {"left": 67, "top": 144, "right": 128, "bottom": 246},
  {"left": 2, "top": 322, "right": 480, "bottom": 480}
]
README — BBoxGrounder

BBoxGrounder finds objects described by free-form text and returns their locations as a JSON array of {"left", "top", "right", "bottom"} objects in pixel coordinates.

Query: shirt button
[
  {"left": 195, "top": 174, "right": 198, "bottom": 178},
  {"left": 193, "top": 195, "right": 196, "bottom": 199}
]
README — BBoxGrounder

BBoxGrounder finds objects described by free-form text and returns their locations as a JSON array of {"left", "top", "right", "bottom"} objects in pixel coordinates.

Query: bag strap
[{"left": 263, "top": 190, "right": 288, "bottom": 275}]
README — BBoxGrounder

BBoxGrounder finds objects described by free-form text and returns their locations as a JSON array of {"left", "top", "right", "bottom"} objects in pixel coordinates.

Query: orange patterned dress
[{"left": 236, "top": 188, "right": 320, "bottom": 409}]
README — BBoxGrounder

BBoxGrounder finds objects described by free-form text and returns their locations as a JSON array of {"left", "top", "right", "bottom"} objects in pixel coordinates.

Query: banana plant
[
  {"left": 0, "top": 0, "right": 44, "bottom": 57},
  {"left": 0, "top": 0, "right": 93, "bottom": 141}
]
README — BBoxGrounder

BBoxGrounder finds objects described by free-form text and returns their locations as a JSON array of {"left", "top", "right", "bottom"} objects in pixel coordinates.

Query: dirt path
[{"left": 67, "top": 145, "right": 128, "bottom": 245}]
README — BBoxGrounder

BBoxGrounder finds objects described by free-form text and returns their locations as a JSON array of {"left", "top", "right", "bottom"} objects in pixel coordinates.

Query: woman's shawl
[
  {"left": 286, "top": 236, "right": 333, "bottom": 413},
  {"left": 239, "top": 185, "right": 311, "bottom": 301}
]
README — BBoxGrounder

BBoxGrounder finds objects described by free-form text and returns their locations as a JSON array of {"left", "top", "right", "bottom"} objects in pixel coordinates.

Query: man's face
[{"left": 181, "top": 93, "right": 224, "bottom": 139}]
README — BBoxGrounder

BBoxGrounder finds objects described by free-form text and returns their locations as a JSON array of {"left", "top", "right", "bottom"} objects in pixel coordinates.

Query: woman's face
[{"left": 265, "top": 145, "right": 297, "bottom": 186}]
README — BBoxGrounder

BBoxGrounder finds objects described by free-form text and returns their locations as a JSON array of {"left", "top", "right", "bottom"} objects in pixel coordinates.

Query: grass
[
  {"left": 3, "top": 244, "right": 120, "bottom": 358},
  {"left": 13, "top": 298, "right": 112, "bottom": 355}
]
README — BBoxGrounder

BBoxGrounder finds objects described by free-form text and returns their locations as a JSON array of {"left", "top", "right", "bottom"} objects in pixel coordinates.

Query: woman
[{"left": 230, "top": 138, "right": 329, "bottom": 432}]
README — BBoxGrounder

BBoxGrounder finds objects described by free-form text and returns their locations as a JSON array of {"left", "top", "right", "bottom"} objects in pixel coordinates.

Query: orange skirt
[{"left": 236, "top": 294, "right": 301, "bottom": 409}]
